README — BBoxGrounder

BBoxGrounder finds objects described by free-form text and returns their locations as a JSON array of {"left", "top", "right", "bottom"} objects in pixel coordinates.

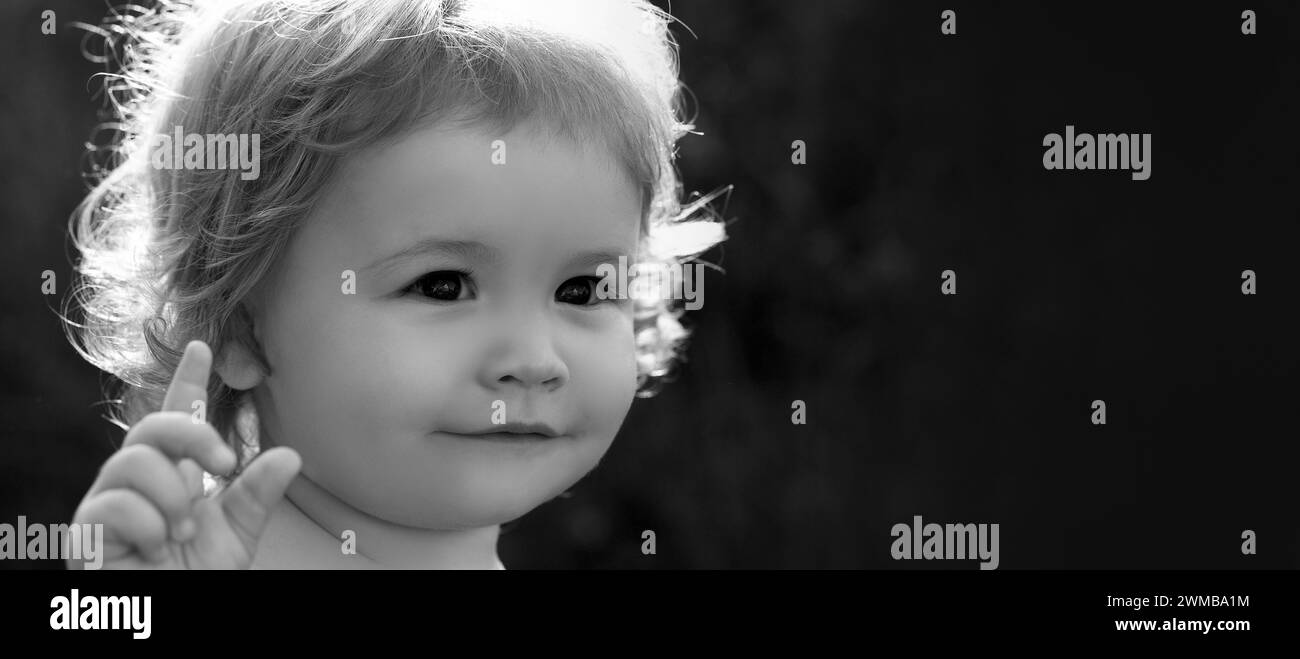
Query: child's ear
[
  {"left": 215, "top": 340, "right": 263, "bottom": 390},
  {"left": 215, "top": 303, "right": 266, "bottom": 391}
]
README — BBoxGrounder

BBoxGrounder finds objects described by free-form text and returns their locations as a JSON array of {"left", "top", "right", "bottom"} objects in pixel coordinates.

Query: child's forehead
[
  {"left": 314, "top": 121, "right": 642, "bottom": 259},
  {"left": 351, "top": 115, "right": 612, "bottom": 162},
  {"left": 339, "top": 120, "right": 636, "bottom": 204}
]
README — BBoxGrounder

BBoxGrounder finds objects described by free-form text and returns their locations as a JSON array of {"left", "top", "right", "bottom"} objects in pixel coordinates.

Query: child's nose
[
  {"left": 496, "top": 365, "right": 566, "bottom": 392},
  {"left": 480, "top": 330, "right": 569, "bottom": 393}
]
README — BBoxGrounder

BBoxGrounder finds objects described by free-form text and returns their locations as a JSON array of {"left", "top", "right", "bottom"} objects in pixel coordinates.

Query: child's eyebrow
[
  {"left": 364, "top": 238, "right": 500, "bottom": 275},
  {"left": 566, "top": 250, "right": 633, "bottom": 272}
]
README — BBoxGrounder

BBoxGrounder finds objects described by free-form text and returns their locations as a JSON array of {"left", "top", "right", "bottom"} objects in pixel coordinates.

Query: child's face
[{"left": 245, "top": 120, "right": 641, "bottom": 529}]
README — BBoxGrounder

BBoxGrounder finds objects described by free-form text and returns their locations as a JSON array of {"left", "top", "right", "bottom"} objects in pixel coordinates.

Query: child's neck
[{"left": 271, "top": 472, "right": 503, "bottom": 570}]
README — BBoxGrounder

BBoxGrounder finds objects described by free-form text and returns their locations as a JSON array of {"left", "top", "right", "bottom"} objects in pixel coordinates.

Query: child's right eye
[{"left": 403, "top": 270, "right": 474, "bottom": 302}]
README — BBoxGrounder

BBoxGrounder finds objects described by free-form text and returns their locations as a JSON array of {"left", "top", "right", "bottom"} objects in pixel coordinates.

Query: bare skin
[{"left": 68, "top": 341, "right": 301, "bottom": 570}]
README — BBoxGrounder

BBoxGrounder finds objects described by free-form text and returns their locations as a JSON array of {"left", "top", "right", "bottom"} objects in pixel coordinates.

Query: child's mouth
[
  {"left": 439, "top": 421, "right": 565, "bottom": 442},
  {"left": 455, "top": 432, "right": 557, "bottom": 442}
]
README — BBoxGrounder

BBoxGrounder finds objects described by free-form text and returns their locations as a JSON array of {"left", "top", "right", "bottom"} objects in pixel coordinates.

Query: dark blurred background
[{"left": 3, "top": 1, "right": 1298, "bottom": 569}]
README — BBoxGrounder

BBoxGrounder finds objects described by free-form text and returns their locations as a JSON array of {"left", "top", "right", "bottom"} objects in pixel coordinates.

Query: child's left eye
[{"left": 555, "top": 276, "right": 603, "bottom": 306}]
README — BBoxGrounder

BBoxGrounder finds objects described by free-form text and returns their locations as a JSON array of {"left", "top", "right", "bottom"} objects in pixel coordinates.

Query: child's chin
[{"left": 342, "top": 444, "right": 601, "bottom": 529}]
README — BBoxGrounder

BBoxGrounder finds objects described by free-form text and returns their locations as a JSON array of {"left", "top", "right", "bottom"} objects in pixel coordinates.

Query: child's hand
[{"left": 68, "top": 341, "right": 301, "bottom": 569}]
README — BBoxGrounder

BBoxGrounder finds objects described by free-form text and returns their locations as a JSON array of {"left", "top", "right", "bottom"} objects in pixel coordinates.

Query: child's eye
[
  {"left": 404, "top": 270, "right": 474, "bottom": 302},
  {"left": 555, "top": 276, "right": 603, "bottom": 306}
]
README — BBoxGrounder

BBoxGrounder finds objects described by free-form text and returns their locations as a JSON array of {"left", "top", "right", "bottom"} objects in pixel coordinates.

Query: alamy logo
[
  {"left": 0, "top": 516, "right": 102, "bottom": 569},
  {"left": 595, "top": 256, "right": 705, "bottom": 310},
  {"left": 150, "top": 126, "right": 261, "bottom": 180},
  {"left": 50, "top": 589, "right": 152, "bottom": 640},
  {"left": 890, "top": 515, "right": 1000, "bottom": 570},
  {"left": 1043, "top": 125, "right": 1151, "bottom": 181}
]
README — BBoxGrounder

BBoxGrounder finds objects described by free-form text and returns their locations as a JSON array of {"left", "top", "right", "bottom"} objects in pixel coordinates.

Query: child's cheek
[
  {"left": 321, "top": 308, "right": 467, "bottom": 430},
  {"left": 570, "top": 316, "right": 638, "bottom": 431}
]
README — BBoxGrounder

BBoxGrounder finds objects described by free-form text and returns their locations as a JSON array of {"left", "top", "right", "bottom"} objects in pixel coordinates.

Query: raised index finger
[{"left": 162, "top": 340, "right": 212, "bottom": 415}]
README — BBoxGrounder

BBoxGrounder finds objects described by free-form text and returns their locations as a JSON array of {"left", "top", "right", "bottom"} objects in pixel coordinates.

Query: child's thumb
[{"left": 217, "top": 447, "right": 302, "bottom": 551}]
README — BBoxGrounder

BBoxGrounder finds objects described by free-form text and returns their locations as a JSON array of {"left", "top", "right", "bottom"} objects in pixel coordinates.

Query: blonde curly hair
[{"left": 63, "top": 0, "right": 726, "bottom": 472}]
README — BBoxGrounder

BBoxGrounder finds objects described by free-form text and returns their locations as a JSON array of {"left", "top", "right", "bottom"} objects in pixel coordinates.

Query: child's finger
[
  {"left": 161, "top": 340, "right": 212, "bottom": 415},
  {"left": 218, "top": 447, "right": 302, "bottom": 551},
  {"left": 88, "top": 445, "right": 197, "bottom": 543},
  {"left": 178, "top": 458, "right": 205, "bottom": 501},
  {"left": 122, "top": 411, "right": 236, "bottom": 475},
  {"left": 74, "top": 489, "right": 169, "bottom": 566}
]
